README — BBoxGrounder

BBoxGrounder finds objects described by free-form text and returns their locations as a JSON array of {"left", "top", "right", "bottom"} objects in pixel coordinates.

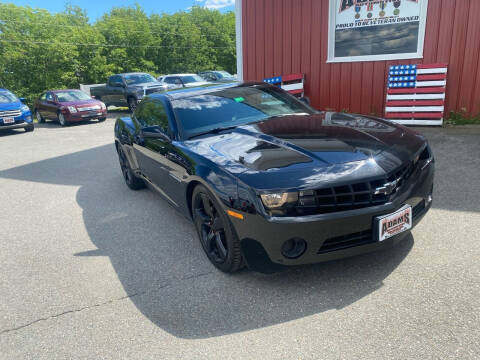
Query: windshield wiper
[{"left": 188, "top": 125, "right": 239, "bottom": 140}]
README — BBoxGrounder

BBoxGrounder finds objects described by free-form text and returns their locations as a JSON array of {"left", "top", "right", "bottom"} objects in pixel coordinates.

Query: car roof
[
  {"left": 117, "top": 72, "right": 151, "bottom": 76},
  {"left": 163, "top": 74, "right": 198, "bottom": 77},
  {"left": 51, "top": 89, "right": 84, "bottom": 93},
  {"left": 149, "top": 81, "right": 263, "bottom": 100}
]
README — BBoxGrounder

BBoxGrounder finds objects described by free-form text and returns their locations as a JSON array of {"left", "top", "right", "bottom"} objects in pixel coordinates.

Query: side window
[
  {"left": 164, "top": 77, "right": 175, "bottom": 84},
  {"left": 136, "top": 100, "right": 170, "bottom": 133},
  {"left": 46, "top": 92, "right": 54, "bottom": 101},
  {"left": 108, "top": 75, "right": 123, "bottom": 86},
  {"left": 40, "top": 93, "right": 47, "bottom": 101}
]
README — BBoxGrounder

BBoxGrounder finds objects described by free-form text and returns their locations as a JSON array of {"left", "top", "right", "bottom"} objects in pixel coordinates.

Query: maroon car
[{"left": 34, "top": 89, "right": 107, "bottom": 126}]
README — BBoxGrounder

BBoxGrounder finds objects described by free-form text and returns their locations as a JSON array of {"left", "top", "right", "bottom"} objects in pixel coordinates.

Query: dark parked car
[
  {"left": 198, "top": 70, "right": 237, "bottom": 82},
  {"left": 34, "top": 89, "right": 107, "bottom": 126},
  {"left": 114, "top": 83, "right": 434, "bottom": 273},
  {"left": 0, "top": 88, "right": 34, "bottom": 132},
  {"left": 157, "top": 74, "right": 210, "bottom": 90},
  {"left": 91, "top": 73, "right": 167, "bottom": 112}
]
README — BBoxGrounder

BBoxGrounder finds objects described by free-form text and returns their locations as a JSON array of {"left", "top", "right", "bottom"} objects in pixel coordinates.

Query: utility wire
[{"left": 0, "top": 38, "right": 233, "bottom": 49}]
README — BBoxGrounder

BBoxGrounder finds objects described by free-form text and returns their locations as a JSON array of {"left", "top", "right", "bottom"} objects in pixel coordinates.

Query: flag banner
[
  {"left": 385, "top": 63, "right": 448, "bottom": 126},
  {"left": 263, "top": 74, "right": 304, "bottom": 96}
]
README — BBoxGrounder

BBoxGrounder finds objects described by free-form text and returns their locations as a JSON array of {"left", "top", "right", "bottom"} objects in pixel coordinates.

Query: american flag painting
[
  {"left": 263, "top": 73, "right": 305, "bottom": 97},
  {"left": 385, "top": 63, "right": 448, "bottom": 126}
]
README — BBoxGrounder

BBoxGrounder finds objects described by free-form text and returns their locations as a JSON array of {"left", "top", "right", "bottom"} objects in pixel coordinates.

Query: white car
[{"left": 157, "top": 74, "right": 210, "bottom": 90}]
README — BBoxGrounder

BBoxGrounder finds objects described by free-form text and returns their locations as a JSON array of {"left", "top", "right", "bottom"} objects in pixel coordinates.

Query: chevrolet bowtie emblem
[{"left": 374, "top": 180, "right": 398, "bottom": 196}]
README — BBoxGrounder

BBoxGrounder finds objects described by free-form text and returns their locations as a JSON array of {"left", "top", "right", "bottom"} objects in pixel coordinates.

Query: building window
[{"left": 328, "top": 0, "right": 429, "bottom": 63}]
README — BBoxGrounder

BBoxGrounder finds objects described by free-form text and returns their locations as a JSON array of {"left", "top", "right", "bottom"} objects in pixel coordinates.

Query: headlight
[
  {"left": 68, "top": 106, "right": 77, "bottom": 113},
  {"left": 21, "top": 105, "right": 30, "bottom": 112},
  {"left": 100, "top": 102, "right": 106, "bottom": 110},
  {"left": 260, "top": 192, "right": 298, "bottom": 209}
]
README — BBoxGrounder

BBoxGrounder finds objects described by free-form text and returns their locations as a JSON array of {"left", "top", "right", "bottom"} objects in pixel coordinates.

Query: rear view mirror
[{"left": 141, "top": 126, "right": 171, "bottom": 142}]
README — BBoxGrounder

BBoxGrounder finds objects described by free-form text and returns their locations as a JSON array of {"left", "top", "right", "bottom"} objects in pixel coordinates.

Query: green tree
[{"left": 0, "top": 3, "right": 236, "bottom": 105}]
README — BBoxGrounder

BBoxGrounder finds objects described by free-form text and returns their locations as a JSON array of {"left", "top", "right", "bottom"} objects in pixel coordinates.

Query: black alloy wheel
[
  {"left": 192, "top": 185, "right": 243, "bottom": 272},
  {"left": 117, "top": 145, "right": 145, "bottom": 190}
]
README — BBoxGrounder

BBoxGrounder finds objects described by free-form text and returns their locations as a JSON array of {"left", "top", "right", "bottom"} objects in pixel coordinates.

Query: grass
[{"left": 446, "top": 108, "right": 480, "bottom": 125}]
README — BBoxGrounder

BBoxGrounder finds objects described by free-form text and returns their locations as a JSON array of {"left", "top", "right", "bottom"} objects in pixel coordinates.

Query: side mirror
[
  {"left": 141, "top": 126, "right": 171, "bottom": 142},
  {"left": 299, "top": 96, "right": 310, "bottom": 106},
  {"left": 19, "top": 97, "right": 26, "bottom": 103}
]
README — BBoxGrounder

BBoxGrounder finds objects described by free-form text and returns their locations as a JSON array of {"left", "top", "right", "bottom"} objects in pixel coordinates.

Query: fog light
[{"left": 281, "top": 238, "right": 307, "bottom": 259}]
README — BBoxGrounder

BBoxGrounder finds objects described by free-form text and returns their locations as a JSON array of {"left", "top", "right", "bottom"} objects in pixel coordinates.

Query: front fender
[{"left": 114, "top": 116, "right": 139, "bottom": 171}]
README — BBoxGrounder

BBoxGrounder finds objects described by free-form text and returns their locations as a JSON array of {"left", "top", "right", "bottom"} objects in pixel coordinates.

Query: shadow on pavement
[{"left": 0, "top": 144, "right": 416, "bottom": 339}]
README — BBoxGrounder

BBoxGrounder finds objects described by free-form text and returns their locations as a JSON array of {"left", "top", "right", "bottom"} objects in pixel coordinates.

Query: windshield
[
  {"left": 172, "top": 85, "right": 314, "bottom": 139},
  {"left": 180, "top": 75, "right": 204, "bottom": 84},
  {"left": 55, "top": 90, "right": 92, "bottom": 102},
  {"left": 0, "top": 91, "right": 18, "bottom": 103},
  {"left": 124, "top": 74, "right": 157, "bottom": 85},
  {"left": 215, "top": 71, "right": 233, "bottom": 79}
]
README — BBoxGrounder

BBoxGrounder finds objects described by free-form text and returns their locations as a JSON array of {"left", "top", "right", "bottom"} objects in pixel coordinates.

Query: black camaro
[{"left": 114, "top": 83, "right": 434, "bottom": 273}]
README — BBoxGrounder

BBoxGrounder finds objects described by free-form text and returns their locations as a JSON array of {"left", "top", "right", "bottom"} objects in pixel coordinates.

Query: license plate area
[
  {"left": 375, "top": 205, "right": 412, "bottom": 242},
  {"left": 2, "top": 117, "right": 15, "bottom": 124}
]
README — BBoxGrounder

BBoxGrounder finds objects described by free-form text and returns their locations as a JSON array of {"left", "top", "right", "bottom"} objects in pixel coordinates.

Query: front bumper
[
  {"left": 229, "top": 161, "right": 434, "bottom": 272},
  {"left": 65, "top": 110, "right": 107, "bottom": 122},
  {"left": 0, "top": 114, "right": 33, "bottom": 131}
]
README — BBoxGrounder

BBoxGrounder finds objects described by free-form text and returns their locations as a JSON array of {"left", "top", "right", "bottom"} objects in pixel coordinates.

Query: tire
[
  {"left": 58, "top": 112, "right": 67, "bottom": 126},
  {"left": 192, "top": 185, "right": 243, "bottom": 273},
  {"left": 35, "top": 110, "right": 45, "bottom": 123},
  {"left": 24, "top": 124, "right": 34, "bottom": 132},
  {"left": 128, "top": 97, "right": 138, "bottom": 113},
  {"left": 116, "top": 145, "right": 145, "bottom": 190}
]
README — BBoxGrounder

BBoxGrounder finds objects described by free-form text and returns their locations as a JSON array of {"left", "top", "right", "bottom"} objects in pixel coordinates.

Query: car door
[
  {"left": 132, "top": 99, "right": 186, "bottom": 207},
  {"left": 108, "top": 75, "right": 127, "bottom": 106},
  {"left": 36, "top": 92, "right": 48, "bottom": 118},
  {"left": 45, "top": 92, "right": 58, "bottom": 119}
]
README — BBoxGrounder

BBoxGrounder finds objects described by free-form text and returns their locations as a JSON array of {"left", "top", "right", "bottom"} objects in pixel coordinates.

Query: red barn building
[{"left": 235, "top": 0, "right": 480, "bottom": 125}]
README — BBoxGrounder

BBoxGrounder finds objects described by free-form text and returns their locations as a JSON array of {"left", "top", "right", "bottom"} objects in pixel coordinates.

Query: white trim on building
[{"left": 235, "top": 0, "right": 243, "bottom": 81}]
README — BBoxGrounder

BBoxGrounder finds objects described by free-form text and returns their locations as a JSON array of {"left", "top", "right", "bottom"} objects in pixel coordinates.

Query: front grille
[
  {"left": 0, "top": 110, "right": 22, "bottom": 118},
  {"left": 146, "top": 87, "right": 164, "bottom": 95},
  {"left": 296, "top": 162, "right": 417, "bottom": 216},
  {"left": 77, "top": 105, "right": 101, "bottom": 112},
  {"left": 318, "top": 230, "right": 373, "bottom": 254},
  {"left": 318, "top": 199, "right": 426, "bottom": 254}
]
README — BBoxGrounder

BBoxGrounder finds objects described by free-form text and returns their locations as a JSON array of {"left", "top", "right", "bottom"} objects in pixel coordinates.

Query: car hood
[
  {"left": 131, "top": 82, "right": 165, "bottom": 89},
  {"left": 0, "top": 101, "right": 22, "bottom": 111},
  {"left": 59, "top": 100, "right": 103, "bottom": 107},
  {"left": 184, "top": 81, "right": 211, "bottom": 87},
  {"left": 183, "top": 112, "right": 426, "bottom": 190}
]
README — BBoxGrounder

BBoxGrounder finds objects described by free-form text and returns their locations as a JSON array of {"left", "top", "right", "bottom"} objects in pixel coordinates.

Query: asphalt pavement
[{"left": 0, "top": 116, "right": 479, "bottom": 359}]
